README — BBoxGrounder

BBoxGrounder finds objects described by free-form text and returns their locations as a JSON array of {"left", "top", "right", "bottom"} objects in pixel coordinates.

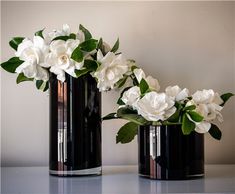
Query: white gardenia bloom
[
  {"left": 165, "top": 85, "right": 189, "bottom": 101},
  {"left": 133, "top": 68, "right": 146, "bottom": 83},
  {"left": 136, "top": 91, "right": 176, "bottom": 121},
  {"left": 194, "top": 121, "right": 211, "bottom": 133},
  {"left": 94, "top": 50, "right": 129, "bottom": 91},
  {"left": 121, "top": 86, "right": 141, "bottom": 108},
  {"left": 44, "top": 39, "right": 83, "bottom": 82},
  {"left": 145, "top": 76, "right": 160, "bottom": 92},
  {"left": 192, "top": 89, "right": 224, "bottom": 122},
  {"left": 133, "top": 68, "right": 160, "bottom": 91},
  {"left": 192, "top": 89, "right": 215, "bottom": 104},
  {"left": 46, "top": 24, "right": 71, "bottom": 42},
  {"left": 15, "top": 36, "right": 49, "bottom": 81}
]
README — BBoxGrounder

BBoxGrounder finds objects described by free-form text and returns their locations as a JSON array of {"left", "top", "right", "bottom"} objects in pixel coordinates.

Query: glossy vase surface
[
  {"left": 138, "top": 125, "right": 204, "bottom": 180},
  {"left": 49, "top": 74, "right": 101, "bottom": 176}
]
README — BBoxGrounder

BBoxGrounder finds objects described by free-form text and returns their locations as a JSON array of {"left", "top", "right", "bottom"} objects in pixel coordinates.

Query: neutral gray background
[{"left": 1, "top": 1, "right": 235, "bottom": 166}]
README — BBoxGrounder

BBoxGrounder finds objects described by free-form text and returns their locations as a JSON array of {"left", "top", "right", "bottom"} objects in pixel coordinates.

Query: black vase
[
  {"left": 49, "top": 73, "right": 102, "bottom": 176},
  {"left": 138, "top": 125, "right": 204, "bottom": 180}
]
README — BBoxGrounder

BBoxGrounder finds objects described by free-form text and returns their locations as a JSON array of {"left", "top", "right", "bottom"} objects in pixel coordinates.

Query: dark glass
[
  {"left": 138, "top": 125, "right": 204, "bottom": 180},
  {"left": 49, "top": 73, "right": 101, "bottom": 176}
]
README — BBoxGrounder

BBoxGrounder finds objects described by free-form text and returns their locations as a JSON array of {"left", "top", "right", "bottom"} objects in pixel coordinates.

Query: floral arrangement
[
  {"left": 1, "top": 24, "right": 133, "bottom": 92},
  {"left": 103, "top": 67, "right": 234, "bottom": 143}
]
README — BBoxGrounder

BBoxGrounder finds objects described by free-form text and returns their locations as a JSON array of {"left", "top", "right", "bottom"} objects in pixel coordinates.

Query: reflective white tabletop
[{"left": 1, "top": 165, "right": 235, "bottom": 194}]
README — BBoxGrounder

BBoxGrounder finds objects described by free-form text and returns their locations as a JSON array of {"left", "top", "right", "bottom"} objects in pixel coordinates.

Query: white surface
[
  {"left": 1, "top": 165, "right": 235, "bottom": 194},
  {"left": 1, "top": 2, "right": 235, "bottom": 166}
]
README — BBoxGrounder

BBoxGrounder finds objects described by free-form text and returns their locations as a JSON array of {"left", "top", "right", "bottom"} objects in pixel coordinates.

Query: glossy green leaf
[
  {"left": 209, "top": 124, "right": 222, "bottom": 140},
  {"left": 79, "top": 24, "right": 92, "bottom": 40},
  {"left": 167, "top": 104, "right": 182, "bottom": 123},
  {"left": 84, "top": 59, "right": 99, "bottom": 71},
  {"left": 79, "top": 39, "right": 98, "bottom": 52},
  {"left": 188, "top": 111, "right": 204, "bottom": 122},
  {"left": 52, "top": 33, "right": 76, "bottom": 41},
  {"left": 116, "top": 76, "right": 128, "bottom": 88},
  {"left": 116, "top": 122, "right": 138, "bottom": 144},
  {"left": 1, "top": 57, "right": 24, "bottom": 73},
  {"left": 117, "top": 107, "right": 150, "bottom": 125},
  {"left": 102, "top": 113, "right": 119, "bottom": 120},
  {"left": 35, "top": 29, "right": 44, "bottom": 38},
  {"left": 139, "top": 78, "right": 149, "bottom": 94},
  {"left": 111, "top": 38, "right": 119, "bottom": 53},
  {"left": 36, "top": 80, "right": 49, "bottom": 92},
  {"left": 220, "top": 93, "right": 234, "bottom": 106},
  {"left": 71, "top": 46, "right": 83, "bottom": 63},
  {"left": 16, "top": 73, "right": 34, "bottom": 84},
  {"left": 183, "top": 105, "right": 196, "bottom": 111},
  {"left": 75, "top": 69, "right": 90, "bottom": 78},
  {"left": 182, "top": 113, "right": 195, "bottom": 135},
  {"left": 9, "top": 37, "right": 24, "bottom": 50},
  {"left": 97, "top": 38, "right": 103, "bottom": 50}
]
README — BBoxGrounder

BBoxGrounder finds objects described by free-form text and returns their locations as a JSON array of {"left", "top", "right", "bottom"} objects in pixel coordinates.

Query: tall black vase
[
  {"left": 49, "top": 73, "right": 101, "bottom": 176},
  {"left": 138, "top": 125, "right": 204, "bottom": 180}
]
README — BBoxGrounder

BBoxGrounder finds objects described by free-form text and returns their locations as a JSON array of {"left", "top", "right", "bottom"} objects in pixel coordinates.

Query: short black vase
[
  {"left": 49, "top": 73, "right": 101, "bottom": 176},
  {"left": 138, "top": 125, "right": 204, "bottom": 180}
]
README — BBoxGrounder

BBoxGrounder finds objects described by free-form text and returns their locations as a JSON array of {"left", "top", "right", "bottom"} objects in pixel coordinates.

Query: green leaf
[
  {"left": 75, "top": 69, "right": 90, "bottom": 78},
  {"left": 52, "top": 34, "right": 76, "bottom": 41},
  {"left": 111, "top": 38, "right": 119, "bottom": 53},
  {"left": 102, "top": 113, "right": 119, "bottom": 120},
  {"left": 79, "top": 24, "right": 92, "bottom": 40},
  {"left": 131, "top": 65, "right": 138, "bottom": 72},
  {"left": 84, "top": 59, "right": 99, "bottom": 71},
  {"left": 16, "top": 73, "right": 34, "bottom": 84},
  {"left": 71, "top": 46, "right": 83, "bottom": 63},
  {"left": 188, "top": 111, "right": 204, "bottom": 122},
  {"left": 79, "top": 39, "right": 98, "bottom": 52},
  {"left": 139, "top": 78, "right": 149, "bottom": 94},
  {"left": 35, "top": 29, "right": 44, "bottom": 38},
  {"left": 36, "top": 80, "right": 49, "bottom": 92},
  {"left": 9, "top": 37, "right": 24, "bottom": 51},
  {"left": 116, "top": 122, "right": 138, "bottom": 144},
  {"left": 183, "top": 105, "right": 196, "bottom": 111},
  {"left": 69, "top": 33, "right": 76, "bottom": 40},
  {"left": 97, "top": 38, "right": 103, "bottom": 50},
  {"left": 1, "top": 57, "right": 24, "bottom": 73},
  {"left": 116, "top": 76, "right": 128, "bottom": 88},
  {"left": 182, "top": 113, "right": 196, "bottom": 135},
  {"left": 220, "top": 93, "right": 234, "bottom": 106},
  {"left": 117, "top": 107, "right": 150, "bottom": 125},
  {"left": 208, "top": 124, "right": 222, "bottom": 140},
  {"left": 167, "top": 104, "right": 182, "bottom": 123}
]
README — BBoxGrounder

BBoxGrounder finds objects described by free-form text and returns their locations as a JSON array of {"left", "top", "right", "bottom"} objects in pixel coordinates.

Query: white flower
[
  {"left": 136, "top": 91, "right": 176, "bottom": 121},
  {"left": 93, "top": 50, "right": 129, "bottom": 91},
  {"left": 145, "top": 76, "right": 160, "bottom": 92},
  {"left": 192, "top": 89, "right": 224, "bottom": 122},
  {"left": 15, "top": 36, "right": 49, "bottom": 81},
  {"left": 44, "top": 39, "right": 83, "bottom": 82},
  {"left": 133, "top": 68, "right": 145, "bottom": 83},
  {"left": 46, "top": 24, "right": 71, "bottom": 42},
  {"left": 121, "top": 86, "right": 141, "bottom": 108},
  {"left": 133, "top": 68, "right": 160, "bottom": 91},
  {"left": 165, "top": 85, "right": 189, "bottom": 101},
  {"left": 194, "top": 121, "right": 211, "bottom": 133}
]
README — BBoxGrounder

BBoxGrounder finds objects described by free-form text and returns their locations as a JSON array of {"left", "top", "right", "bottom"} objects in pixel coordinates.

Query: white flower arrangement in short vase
[
  {"left": 103, "top": 67, "right": 234, "bottom": 179},
  {"left": 104, "top": 67, "right": 233, "bottom": 143},
  {"left": 1, "top": 24, "right": 133, "bottom": 92}
]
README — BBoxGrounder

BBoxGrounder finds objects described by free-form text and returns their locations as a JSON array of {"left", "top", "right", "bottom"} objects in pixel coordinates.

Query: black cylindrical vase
[
  {"left": 138, "top": 125, "right": 204, "bottom": 180},
  {"left": 49, "top": 73, "right": 101, "bottom": 176}
]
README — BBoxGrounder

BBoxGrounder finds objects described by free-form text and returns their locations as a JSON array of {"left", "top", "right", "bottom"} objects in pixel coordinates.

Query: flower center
[{"left": 60, "top": 55, "right": 68, "bottom": 63}]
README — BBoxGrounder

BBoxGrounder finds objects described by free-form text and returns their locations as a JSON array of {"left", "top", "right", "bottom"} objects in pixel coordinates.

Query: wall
[{"left": 1, "top": 1, "right": 235, "bottom": 166}]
